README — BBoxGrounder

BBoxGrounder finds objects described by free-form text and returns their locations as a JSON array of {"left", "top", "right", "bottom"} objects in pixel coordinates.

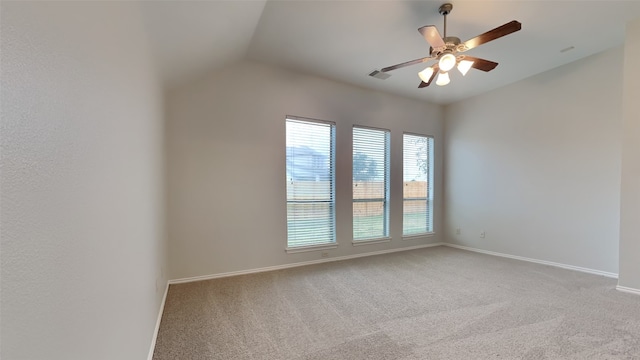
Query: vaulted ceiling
[{"left": 141, "top": 1, "right": 640, "bottom": 104}]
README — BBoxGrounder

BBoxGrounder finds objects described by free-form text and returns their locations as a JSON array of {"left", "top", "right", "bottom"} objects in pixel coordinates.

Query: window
[
  {"left": 352, "top": 126, "right": 390, "bottom": 242},
  {"left": 403, "top": 133, "right": 434, "bottom": 236},
  {"left": 286, "top": 117, "right": 336, "bottom": 251}
]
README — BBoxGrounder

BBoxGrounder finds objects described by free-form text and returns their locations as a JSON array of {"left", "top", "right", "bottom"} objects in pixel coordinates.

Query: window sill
[
  {"left": 352, "top": 237, "right": 392, "bottom": 246},
  {"left": 402, "top": 232, "right": 435, "bottom": 241},
  {"left": 286, "top": 243, "right": 338, "bottom": 254}
]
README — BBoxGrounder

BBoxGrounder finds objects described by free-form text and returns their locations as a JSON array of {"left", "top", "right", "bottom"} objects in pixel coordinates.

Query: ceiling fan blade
[
  {"left": 381, "top": 56, "right": 433, "bottom": 73},
  {"left": 418, "top": 64, "right": 439, "bottom": 88},
  {"left": 460, "top": 56, "right": 499, "bottom": 72},
  {"left": 418, "top": 25, "right": 445, "bottom": 49},
  {"left": 462, "top": 20, "right": 521, "bottom": 51}
]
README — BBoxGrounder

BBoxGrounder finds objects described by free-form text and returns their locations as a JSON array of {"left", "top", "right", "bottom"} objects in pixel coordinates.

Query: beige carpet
[{"left": 152, "top": 246, "right": 640, "bottom": 359}]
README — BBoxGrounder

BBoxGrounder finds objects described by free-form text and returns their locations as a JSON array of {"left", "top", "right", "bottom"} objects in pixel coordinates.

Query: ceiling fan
[{"left": 373, "top": 3, "right": 521, "bottom": 88}]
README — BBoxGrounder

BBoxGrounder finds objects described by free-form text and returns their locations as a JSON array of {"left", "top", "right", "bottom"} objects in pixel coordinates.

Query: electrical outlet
[
  {"left": 480, "top": 231, "right": 485, "bottom": 238},
  {"left": 321, "top": 252, "right": 329, "bottom": 258},
  {"left": 456, "top": 228, "right": 461, "bottom": 235}
]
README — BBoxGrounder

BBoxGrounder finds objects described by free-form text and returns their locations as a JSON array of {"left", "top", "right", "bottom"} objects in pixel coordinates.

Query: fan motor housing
[{"left": 430, "top": 36, "right": 462, "bottom": 57}]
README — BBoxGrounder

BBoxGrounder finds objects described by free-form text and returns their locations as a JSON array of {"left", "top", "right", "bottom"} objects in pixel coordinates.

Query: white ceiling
[
  {"left": 141, "top": 0, "right": 267, "bottom": 86},
  {"left": 142, "top": 1, "right": 640, "bottom": 104}
]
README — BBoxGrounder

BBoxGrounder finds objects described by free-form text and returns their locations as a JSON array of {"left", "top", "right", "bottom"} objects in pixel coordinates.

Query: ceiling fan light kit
[
  {"left": 435, "top": 71, "right": 450, "bottom": 86},
  {"left": 418, "top": 67, "right": 435, "bottom": 83},
  {"left": 457, "top": 60, "right": 474, "bottom": 76},
  {"left": 438, "top": 53, "right": 457, "bottom": 72},
  {"left": 376, "top": 3, "right": 522, "bottom": 89}
]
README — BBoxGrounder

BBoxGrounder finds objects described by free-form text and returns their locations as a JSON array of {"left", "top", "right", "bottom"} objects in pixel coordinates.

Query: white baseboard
[
  {"left": 444, "top": 243, "right": 619, "bottom": 279},
  {"left": 169, "top": 242, "right": 445, "bottom": 284},
  {"left": 147, "top": 281, "right": 169, "bottom": 360},
  {"left": 616, "top": 285, "right": 640, "bottom": 296}
]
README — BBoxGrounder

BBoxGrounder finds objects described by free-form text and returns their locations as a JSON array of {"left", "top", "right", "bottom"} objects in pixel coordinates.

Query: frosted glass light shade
[
  {"left": 436, "top": 71, "right": 450, "bottom": 86},
  {"left": 438, "top": 53, "right": 456, "bottom": 72},
  {"left": 457, "top": 60, "right": 474, "bottom": 76},
  {"left": 418, "top": 67, "right": 435, "bottom": 82}
]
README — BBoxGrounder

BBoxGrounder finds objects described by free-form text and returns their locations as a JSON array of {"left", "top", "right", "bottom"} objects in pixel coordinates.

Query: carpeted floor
[{"left": 152, "top": 246, "right": 640, "bottom": 359}]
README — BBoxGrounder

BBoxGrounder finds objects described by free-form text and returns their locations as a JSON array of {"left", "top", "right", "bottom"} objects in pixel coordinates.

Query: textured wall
[
  {"left": 166, "top": 60, "right": 444, "bottom": 280},
  {"left": 619, "top": 18, "right": 640, "bottom": 290},
  {"left": 444, "top": 49, "right": 623, "bottom": 274},
  {"left": 1, "top": 2, "right": 167, "bottom": 359}
]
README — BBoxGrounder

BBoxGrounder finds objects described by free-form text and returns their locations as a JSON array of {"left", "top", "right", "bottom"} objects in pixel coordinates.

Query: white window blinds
[
  {"left": 403, "top": 133, "right": 434, "bottom": 235},
  {"left": 286, "top": 117, "right": 336, "bottom": 248},
  {"left": 353, "top": 126, "right": 390, "bottom": 241}
]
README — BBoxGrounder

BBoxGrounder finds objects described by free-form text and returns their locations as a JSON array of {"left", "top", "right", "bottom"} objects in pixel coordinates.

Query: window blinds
[
  {"left": 286, "top": 118, "right": 336, "bottom": 248},
  {"left": 403, "top": 134, "right": 434, "bottom": 235},
  {"left": 353, "top": 126, "right": 390, "bottom": 240}
]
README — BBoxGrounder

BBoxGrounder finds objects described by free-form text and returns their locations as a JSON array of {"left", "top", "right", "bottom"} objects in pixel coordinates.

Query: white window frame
[
  {"left": 352, "top": 125, "right": 391, "bottom": 245},
  {"left": 402, "top": 132, "right": 435, "bottom": 238},
  {"left": 285, "top": 116, "right": 338, "bottom": 253}
]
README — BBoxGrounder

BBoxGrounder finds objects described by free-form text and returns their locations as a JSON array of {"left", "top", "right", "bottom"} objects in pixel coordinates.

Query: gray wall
[
  {"left": 619, "top": 18, "right": 640, "bottom": 290},
  {"left": 444, "top": 48, "right": 624, "bottom": 274},
  {"left": 166, "top": 60, "right": 444, "bottom": 280},
  {"left": 1, "top": 3, "right": 167, "bottom": 359}
]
